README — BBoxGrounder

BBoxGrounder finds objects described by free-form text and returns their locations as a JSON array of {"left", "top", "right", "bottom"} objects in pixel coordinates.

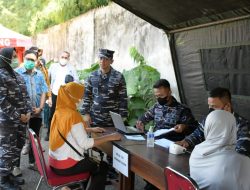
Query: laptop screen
[{"left": 110, "top": 111, "right": 127, "bottom": 132}]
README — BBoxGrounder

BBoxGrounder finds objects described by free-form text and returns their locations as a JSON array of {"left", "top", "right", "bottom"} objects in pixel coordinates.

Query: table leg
[{"left": 119, "top": 171, "right": 135, "bottom": 190}]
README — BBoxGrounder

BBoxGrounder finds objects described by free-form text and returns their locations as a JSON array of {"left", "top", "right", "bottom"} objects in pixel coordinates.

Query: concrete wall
[{"left": 34, "top": 3, "right": 180, "bottom": 100}]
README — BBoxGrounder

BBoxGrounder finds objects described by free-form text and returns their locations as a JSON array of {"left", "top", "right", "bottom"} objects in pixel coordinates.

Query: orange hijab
[{"left": 49, "top": 82, "right": 86, "bottom": 151}]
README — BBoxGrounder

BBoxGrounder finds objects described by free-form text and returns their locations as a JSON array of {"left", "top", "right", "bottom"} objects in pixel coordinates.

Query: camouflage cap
[{"left": 98, "top": 48, "right": 115, "bottom": 59}]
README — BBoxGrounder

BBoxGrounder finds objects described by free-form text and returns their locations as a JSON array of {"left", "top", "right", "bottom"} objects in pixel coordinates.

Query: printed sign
[
  {"left": 113, "top": 145, "right": 129, "bottom": 177},
  {"left": 0, "top": 38, "right": 12, "bottom": 46}
]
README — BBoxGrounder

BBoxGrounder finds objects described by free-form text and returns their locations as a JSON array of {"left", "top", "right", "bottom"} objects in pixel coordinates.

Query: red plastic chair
[
  {"left": 165, "top": 166, "right": 199, "bottom": 190},
  {"left": 28, "top": 128, "right": 90, "bottom": 190}
]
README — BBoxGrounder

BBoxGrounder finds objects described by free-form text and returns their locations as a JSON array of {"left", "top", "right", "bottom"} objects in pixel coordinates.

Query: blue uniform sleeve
[
  {"left": 235, "top": 115, "right": 250, "bottom": 157},
  {"left": 138, "top": 105, "right": 155, "bottom": 124},
  {"left": 184, "top": 119, "right": 205, "bottom": 147},
  {"left": 118, "top": 75, "right": 128, "bottom": 118},
  {"left": 179, "top": 107, "right": 198, "bottom": 134},
  {"left": 0, "top": 76, "right": 21, "bottom": 120},
  {"left": 81, "top": 76, "right": 92, "bottom": 115}
]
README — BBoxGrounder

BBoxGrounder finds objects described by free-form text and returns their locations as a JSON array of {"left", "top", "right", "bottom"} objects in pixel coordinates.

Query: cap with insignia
[{"left": 98, "top": 48, "right": 115, "bottom": 59}]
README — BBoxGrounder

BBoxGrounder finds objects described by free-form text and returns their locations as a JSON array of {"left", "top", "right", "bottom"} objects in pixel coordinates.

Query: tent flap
[
  {"left": 113, "top": 0, "right": 250, "bottom": 32},
  {"left": 0, "top": 24, "right": 32, "bottom": 47},
  {"left": 174, "top": 19, "right": 250, "bottom": 120}
]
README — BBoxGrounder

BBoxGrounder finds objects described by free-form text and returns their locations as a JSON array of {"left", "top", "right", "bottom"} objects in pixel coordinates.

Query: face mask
[
  {"left": 60, "top": 59, "right": 68, "bottom": 66},
  {"left": 24, "top": 60, "right": 35, "bottom": 70},
  {"left": 11, "top": 58, "right": 19, "bottom": 69},
  {"left": 157, "top": 96, "right": 168, "bottom": 105}
]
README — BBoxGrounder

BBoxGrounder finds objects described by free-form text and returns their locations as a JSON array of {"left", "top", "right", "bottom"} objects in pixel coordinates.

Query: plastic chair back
[{"left": 165, "top": 166, "right": 199, "bottom": 190}]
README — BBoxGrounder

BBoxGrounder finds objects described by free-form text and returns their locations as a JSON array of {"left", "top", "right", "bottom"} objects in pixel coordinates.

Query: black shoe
[
  {"left": 105, "top": 180, "right": 112, "bottom": 185},
  {"left": 0, "top": 176, "right": 21, "bottom": 190},
  {"left": 9, "top": 175, "right": 25, "bottom": 186},
  {"left": 107, "top": 169, "right": 118, "bottom": 180}
]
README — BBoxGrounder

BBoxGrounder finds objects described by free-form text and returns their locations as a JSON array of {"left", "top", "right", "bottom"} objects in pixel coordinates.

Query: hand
[
  {"left": 174, "top": 124, "right": 187, "bottom": 133},
  {"left": 48, "top": 97, "right": 52, "bottom": 107},
  {"left": 175, "top": 140, "right": 190, "bottom": 148},
  {"left": 32, "top": 107, "right": 42, "bottom": 115},
  {"left": 109, "top": 132, "right": 122, "bottom": 141},
  {"left": 91, "top": 127, "right": 106, "bottom": 133},
  {"left": 25, "top": 112, "right": 31, "bottom": 122},
  {"left": 20, "top": 114, "right": 27, "bottom": 123},
  {"left": 83, "top": 114, "right": 92, "bottom": 124},
  {"left": 136, "top": 120, "right": 144, "bottom": 132}
]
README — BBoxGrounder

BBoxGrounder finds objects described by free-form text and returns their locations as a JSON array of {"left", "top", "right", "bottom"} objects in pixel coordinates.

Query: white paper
[
  {"left": 124, "top": 135, "right": 145, "bottom": 141},
  {"left": 154, "top": 128, "right": 175, "bottom": 137},
  {"left": 113, "top": 145, "right": 129, "bottom": 177},
  {"left": 154, "top": 139, "right": 174, "bottom": 148}
]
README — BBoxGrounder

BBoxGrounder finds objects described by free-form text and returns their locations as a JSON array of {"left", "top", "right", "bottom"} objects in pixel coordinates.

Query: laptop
[{"left": 110, "top": 111, "right": 144, "bottom": 135}]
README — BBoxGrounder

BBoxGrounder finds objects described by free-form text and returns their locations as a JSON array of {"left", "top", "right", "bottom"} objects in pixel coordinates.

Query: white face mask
[{"left": 60, "top": 58, "right": 68, "bottom": 66}]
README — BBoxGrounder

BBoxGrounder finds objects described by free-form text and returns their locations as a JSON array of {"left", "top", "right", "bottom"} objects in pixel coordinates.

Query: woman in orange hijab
[{"left": 49, "top": 82, "right": 121, "bottom": 190}]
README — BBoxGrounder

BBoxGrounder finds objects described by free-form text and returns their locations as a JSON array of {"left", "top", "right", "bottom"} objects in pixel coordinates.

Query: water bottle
[{"left": 147, "top": 126, "right": 155, "bottom": 147}]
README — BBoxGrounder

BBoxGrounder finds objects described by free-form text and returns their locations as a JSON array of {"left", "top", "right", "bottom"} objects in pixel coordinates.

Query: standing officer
[
  {"left": 0, "top": 48, "right": 31, "bottom": 189},
  {"left": 81, "top": 48, "right": 128, "bottom": 127}
]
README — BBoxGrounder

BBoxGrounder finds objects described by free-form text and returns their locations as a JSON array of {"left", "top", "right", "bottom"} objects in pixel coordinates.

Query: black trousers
[
  {"left": 51, "top": 158, "right": 108, "bottom": 190},
  {"left": 47, "top": 93, "right": 57, "bottom": 137},
  {"left": 28, "top": 117, "right": 42, "bottom": 164}
]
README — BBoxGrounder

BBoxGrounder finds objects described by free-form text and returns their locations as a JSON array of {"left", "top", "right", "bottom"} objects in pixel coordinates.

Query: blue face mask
[{"left": 24, "top": 60, "right": 35, "bottom": 70}]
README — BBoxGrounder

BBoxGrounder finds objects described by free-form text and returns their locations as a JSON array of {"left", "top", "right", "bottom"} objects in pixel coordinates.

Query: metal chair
[
  {"left": 28, "top": 128, "right": 90, "bottom": 190},
  {"left": 165, "top": 166, "right": 199, "bottom": 190}
]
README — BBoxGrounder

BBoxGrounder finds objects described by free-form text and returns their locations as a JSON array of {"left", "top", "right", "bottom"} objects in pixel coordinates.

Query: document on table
[
  {"left": 154, "top": 128, "right": 175, "bottom": 137},
  {"left": 124, "top": 135, "right": 145, "bottom": 141},
  {"left": 154, "top": 139, "right": 174, "bottom": 148}
]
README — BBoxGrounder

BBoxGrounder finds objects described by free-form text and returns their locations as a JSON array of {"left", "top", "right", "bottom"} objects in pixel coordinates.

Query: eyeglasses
[{"left": 25, "top": 58, "right": 35, "bottom": 62}]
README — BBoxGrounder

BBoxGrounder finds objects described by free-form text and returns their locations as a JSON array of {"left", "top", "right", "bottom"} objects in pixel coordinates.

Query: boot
[{"left": 0, "top": 175, "right": 21, "bottom": 190}]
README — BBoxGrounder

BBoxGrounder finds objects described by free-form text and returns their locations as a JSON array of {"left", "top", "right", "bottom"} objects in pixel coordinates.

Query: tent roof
[
  {"left": 0, "top": 24, "right": 30, "bottom": 39},
  {"left": 0, "top": 24, "right": 32, "bottom": 47},
  {"left": 112, "top": 0, "right": 250, "bottom": 33}
]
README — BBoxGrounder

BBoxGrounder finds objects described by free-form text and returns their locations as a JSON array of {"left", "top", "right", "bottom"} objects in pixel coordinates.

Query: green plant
[
  {"left": 0, "top": 0, "right": 110, "bottom": 35},
  {"left": 45, "top": 59, "right": 55, "bottom": 69},
  {"left": 123, "top": 47, "right": 160, "bottom": 127},
  {"left": 77, "top": 62, "right": 99, "bottom": 81}
]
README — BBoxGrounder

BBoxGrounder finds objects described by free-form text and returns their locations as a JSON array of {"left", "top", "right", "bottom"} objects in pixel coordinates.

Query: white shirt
[
  {"left": 49, "top": 63, "right": 79, "bottom": 95},
  {"left": 49, "top": 122, "right": 94, "bottom": 162}
]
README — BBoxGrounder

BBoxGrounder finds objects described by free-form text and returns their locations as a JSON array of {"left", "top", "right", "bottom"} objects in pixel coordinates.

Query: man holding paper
[{"left": 136, "top": 79, "right": 198, "bottom": 141}]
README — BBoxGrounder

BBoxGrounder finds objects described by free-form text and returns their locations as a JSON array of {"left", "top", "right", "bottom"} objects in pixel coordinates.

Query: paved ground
[{"left": 20, "top": 127, "right": 146, "bottom": 190}]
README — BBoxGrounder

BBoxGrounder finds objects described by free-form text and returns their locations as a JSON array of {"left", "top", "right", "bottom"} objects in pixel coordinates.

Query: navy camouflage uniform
[
  {"left": 139, "top": 97, "right": 198, "bottom": 141},
  {"left": 0, "top": 69, "right": 32, "bottom": 176},
  {"left": 81, "top": 67, "right": 128, "bottom": 127},
  {"left": 185, "top": 112, "right": 250, "bottom": 157}
]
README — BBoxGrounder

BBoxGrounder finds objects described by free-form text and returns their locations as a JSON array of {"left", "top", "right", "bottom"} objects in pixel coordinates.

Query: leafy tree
[
  {"left": 77, "top": 62, "right": 99, "bottom": 81},
  {"left": 123, "top": 47, "right": 160, "bottom": 126},
  {"left": 0, "top": 0, "right": 109, "bottom": 35}
]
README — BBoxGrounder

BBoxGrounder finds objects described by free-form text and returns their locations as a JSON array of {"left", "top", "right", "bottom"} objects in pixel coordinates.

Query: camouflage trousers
[{"left": 0, "top": 124, "right": 26, "bottom": 176}]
